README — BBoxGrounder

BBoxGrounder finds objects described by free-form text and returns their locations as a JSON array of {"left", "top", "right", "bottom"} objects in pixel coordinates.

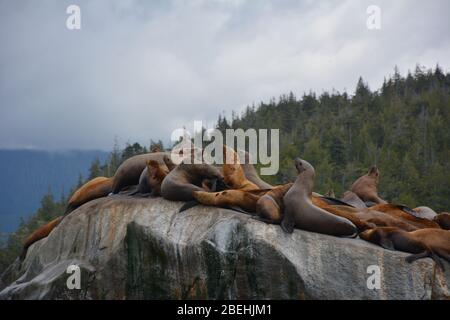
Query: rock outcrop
[{"left": 1, "top": 195, "right": 449, "bottom": 299}]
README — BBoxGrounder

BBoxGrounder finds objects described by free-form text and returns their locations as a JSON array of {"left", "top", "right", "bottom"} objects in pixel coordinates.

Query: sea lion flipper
[
  {"left": 225, "top": 205, "right": 250, "bottom": 214},
  {"left": 378, "top": 237, "right": 395, "bottom": 250},
  {"left": 179, "top": 200, "right": 200, "bottom": 213},
  {"left": 281, "top": 212, "right": 295, "bottom": 234},
  {"left": 405, "top": 251, "right": 429, "bottom": 264}
]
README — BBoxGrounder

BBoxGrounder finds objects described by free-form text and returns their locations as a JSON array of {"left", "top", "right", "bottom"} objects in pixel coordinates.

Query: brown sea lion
[
  {"left": 341, "top": 191, "right": 367, "bottom": 209},
  {"left": 318, "top": 204, "right": 421, "bottom": 233},
  {"left": 192, "top": 189, "right": 269, "bottom": 213},
  {"left": 161, "top": 162, "right": 225, "bottom": 202},
  {"left": 136, "top": 160, "right": 171, "bottom": 196},
  {"left": 369, "top": 204, "right": 441, "bottom": 230},
  {"left": 239, "top": 150, "right": 273, "bottom": 189},
  {"left": 136, "top": 156, "right": 175, "bottom": 195},
  {"left": 111, "top": 152, "right": 168, "bottom": 194},
  {"left": 350, "top": 166, "right": 387, "bottom": 204},
  {"left": 20, "top": 176, "right": 113, "bottom": 260},
  {"left": 359, "top": 227, "right": 450, "bottom": 267},
  {"left": 256, "top": 183, "right": 293, "bottom": 223},
  {"left": 281, "top": 158, "right": 358, "bottom": 237},
  {"left": 66, "top": 176, "right": 113, "bottom": 213},
  {"left": 20, "top": 216, "right": 63, "bottom": 261},
  {"left": 434, "top": 213, "right": 450, "bottom": 230},
  {"left": 223, "top": 146, "right": 259, "bottom": 191}
]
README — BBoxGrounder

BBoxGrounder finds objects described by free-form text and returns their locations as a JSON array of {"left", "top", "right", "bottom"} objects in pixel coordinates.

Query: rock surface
[{"left": 0, "top": 195, "right": 449, "bottom": 299}]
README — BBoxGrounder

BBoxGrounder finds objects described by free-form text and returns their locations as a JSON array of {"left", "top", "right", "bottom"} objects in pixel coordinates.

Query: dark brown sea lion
[
  {"left": 136, "top": 156, "right": 175, "bottom": 195},
  {"left": 136, "top": 160, "right": 171, "bottom": 196},
  {"left": 341, "top": 191, "right": 367, "bottom": 209},
  {"left": 281, "top": 158, "right": 358, "bottom": 237},
  {"left": 66, "top": 176, "right": 113, "bottom": 213},
  {"left": 359, "top": 227, "right": 450, "bottom": 267},
  {"left": 111, "top": 152, "right": 168, "bottom": 194},
  {"left": 256, "top": 183, "right": 293, "bottom": 223},
  {"left": 20, "top": 216, "right": 63, "bottom": 261},
  {"left": 161, "top": 162, "right": 224, "bottom": 202},
  {"left": 350, "top": 166, "right": 387, "bottom": 204},
  {"left": 434, "top": 213, "right": 450, "bottom": 230},
  {"left": 239, "top": 150, "right": 273, "bottom": 189}
]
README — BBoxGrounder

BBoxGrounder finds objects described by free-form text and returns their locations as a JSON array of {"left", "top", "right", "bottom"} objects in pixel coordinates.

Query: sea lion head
[
  {"left": 368, "top": 166, "right": 380, "bottom": 183},
  {"left": 294, "top": 158, "right": 315, "bottom": 175},
  {"left": 163, "top": 154, "right": 176, "bottom": 171},
  {"left": 147, "top": 160, "right": 169, "bottom": 195},
  {"left": 434, "top": 212, "right": 450, "bottom": 230}
]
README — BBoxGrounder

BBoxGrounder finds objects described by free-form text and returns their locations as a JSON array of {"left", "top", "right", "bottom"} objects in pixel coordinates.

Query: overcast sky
[{"left": 1, "top": 0, "right": 449, "bottom": 150}]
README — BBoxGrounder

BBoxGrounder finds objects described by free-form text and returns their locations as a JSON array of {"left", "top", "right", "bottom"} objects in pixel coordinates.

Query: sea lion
[
  {"left": 136, "top": 156, "right": 175, "bottom": 195},
  {"left": 350, "top": 166, "right": 387, "bottom": 204},
  {"left": 369, "top": 204, "right": 441, "bottom": 230},
  {"left": 20, "top": 216, "right": 63, "bottom": 261},
  {"left": 434, "top": 213, "right": 450, "bottom": 230},
  {"left": 239, "top": 150, "right": 273, "bottom": 189},
  {"left": 341, "top": 191, "right": 367, "bottom": 209},
  {"left": 136, "top": 160, "right": 171, "bottom": 196},
  {"left": 281, "top": 158, "right": 358, "bottom": 237},
  {"left": 111, "top": 152, "right": 168, "bottom": 194},
  {"left": 318, "top": 204, "right": 421, "bottom": 233},
  {"left": 66, "top": 176, "right": 113, "bottom": 213},
  {"left": 324, "top": 189, "right": 336, "bottom": 198},
  {"left": 412, "top": 206, "right": 438, "bottom": 220},
  {"left": 359, "top": 227, "right": 450, "bottom": 267},
  {"left": 223, "top": 146, "right": 259, "bottom": 191},
  {"left": 161, "top": 162, "right": 225, "bottom": 202},
  {"left": 256, "top": 183, "right": 293, "bottom": 223},
  {"left": 192, "top": 189, "right": 269, "bottom": 213},
  {"left": 20, "top": 176, "right": 113, "bottom": 260}
]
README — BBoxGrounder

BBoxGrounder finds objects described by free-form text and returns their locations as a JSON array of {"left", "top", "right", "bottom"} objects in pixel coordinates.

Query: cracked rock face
[{"left": 0, "top": 196, "right": 449, "bottom": 299}]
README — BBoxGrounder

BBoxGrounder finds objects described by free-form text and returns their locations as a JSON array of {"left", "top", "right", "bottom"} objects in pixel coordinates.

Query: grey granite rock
[{"left": 0, "top": 195, "right": 448, "bottom": 299}]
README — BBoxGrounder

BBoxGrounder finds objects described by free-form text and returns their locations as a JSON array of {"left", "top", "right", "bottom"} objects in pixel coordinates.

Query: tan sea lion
[
  {"left": 239, "top": 150, "right": 273, "bottom": 189},
  {"left": 20, "top": 176, "right": 113, "bottom": 260},
  {"left": 192, "top": 189, "right": 268, "bottom": 213},
  {"left": 350, "top": 166, "right": 387, "bottom": 204},
  {"left": 369, "top": 204, "right": 441, "bottom": 230},
  {"left": 281, "top": 158, "right": 358, "bottom": 237},
  {"left": 359, "top": 227, "right": 450, "bottom": 267},
  {"left": 20, "top": 216, "right": 63, "bottom": 261},
  {"left": 223, "top": 146, "right": 259, "bottom": 191},
  {"left": 66, "top": 176, "right": 113, "bottom": 213},
  {"left": 111, "top": 152, "right": 168, "bottom": 194},
  {"left": 318, "top": 204, "right": 420, "bottom": 233}
]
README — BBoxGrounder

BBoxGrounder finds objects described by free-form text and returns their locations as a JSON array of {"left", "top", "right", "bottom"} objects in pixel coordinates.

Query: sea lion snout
[{"left": 294, "top": 158, "right": 305, "bottom": 173}]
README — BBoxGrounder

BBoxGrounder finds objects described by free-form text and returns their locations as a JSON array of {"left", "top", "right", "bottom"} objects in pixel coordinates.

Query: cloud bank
[{"left": 1, "top": 0, "right": 449, "bottom": 150}]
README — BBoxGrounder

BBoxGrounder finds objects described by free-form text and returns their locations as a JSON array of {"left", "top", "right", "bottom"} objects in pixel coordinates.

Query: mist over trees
[{"left": 1, "top": 65, "right": 449, "bottom": 273}]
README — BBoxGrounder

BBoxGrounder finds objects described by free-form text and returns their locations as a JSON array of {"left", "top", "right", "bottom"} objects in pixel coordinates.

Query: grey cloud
[{"left": 1, "top": 0, "right": 449, "bottom": 150}]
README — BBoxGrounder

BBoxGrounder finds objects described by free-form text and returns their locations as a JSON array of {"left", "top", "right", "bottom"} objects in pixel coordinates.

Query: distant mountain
[{"left": 0, "top": 149, "right": 108, "bottom": 233}]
